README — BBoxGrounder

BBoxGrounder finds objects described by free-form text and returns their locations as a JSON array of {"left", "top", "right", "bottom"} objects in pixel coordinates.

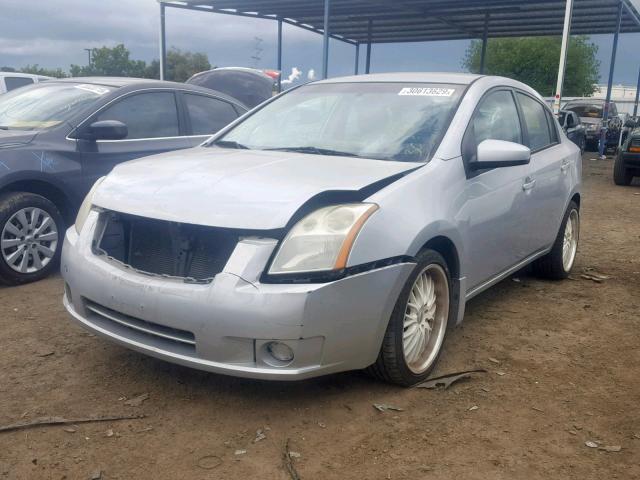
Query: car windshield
[
  {"left": 565, "top": 104, "right": 603, "bottom": 119},
  {"left": 212, "top": 82, "right": 464, "bottom": 162},
  {"left": 0, "top": 82, "right": 112, "bottom": 130}
]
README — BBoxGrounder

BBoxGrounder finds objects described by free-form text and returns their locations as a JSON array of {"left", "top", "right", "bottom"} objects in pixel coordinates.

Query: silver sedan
[{"left": 61, "top": 73, "right": 581, "bottom": 386}]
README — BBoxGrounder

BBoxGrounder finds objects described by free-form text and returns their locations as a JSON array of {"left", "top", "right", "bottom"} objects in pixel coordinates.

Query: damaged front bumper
[{"left": 61, "top": 211, "right": 414, "bottom": 380}]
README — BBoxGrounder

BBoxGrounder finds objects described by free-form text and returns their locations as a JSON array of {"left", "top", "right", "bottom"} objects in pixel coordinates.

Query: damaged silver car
[{"left": 62, "top": 73, "right": 581, "bottom": 386}]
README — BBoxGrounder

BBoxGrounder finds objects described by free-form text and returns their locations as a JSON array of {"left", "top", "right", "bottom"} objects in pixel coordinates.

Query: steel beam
[
  {"left": 553, "top": 0, "right": 573, "bottom": 114},
  {"left": 159, "top": 2, "right": 167, "bottom": 80},
  {"left": 365, "top": 20, "right": 372, "bottom": 74},
  {"left": 322, "top": 0, "right": 331, "bottom": 79},
  {"left": 354, "top": 42, "right": 360, "bottom": 75},
  {"left": 277, "top": 18, "right": 283, "bottom": 92},
  {"left": 603, "top": 1, "right": 624, "bottom": 124},
  {"left": 480, "top": 12, "right": 489, "bottom": 74},
  {"left": 634, "top": 65, "right": 640, "bottom": 117}
]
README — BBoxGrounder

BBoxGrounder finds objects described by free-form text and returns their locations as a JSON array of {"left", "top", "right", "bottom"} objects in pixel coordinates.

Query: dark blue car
[{"left": 0, "top": 77, "right": 248, "bottom": 285}]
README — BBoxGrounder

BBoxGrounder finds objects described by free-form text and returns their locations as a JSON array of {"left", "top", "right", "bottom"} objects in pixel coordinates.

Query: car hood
[
  {"left": 93, "top": 147, "right": 420, "bottom": 230},
  {"left": 0, "top": 129, "right": 38, "bottom": 149}
]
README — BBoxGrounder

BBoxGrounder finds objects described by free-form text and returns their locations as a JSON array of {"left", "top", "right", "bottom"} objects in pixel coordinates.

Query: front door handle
[
  {"left": 561, "top": 159, "right": 571, "bottom": 173},
  {"left": 522, "top": 177, "right": 536, "bottom": 191}
]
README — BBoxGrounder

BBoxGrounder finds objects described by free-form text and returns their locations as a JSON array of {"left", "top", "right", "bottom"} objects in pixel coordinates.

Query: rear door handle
[
  {"left": 522, "top": 177, "right": 536, "bottom": 191},
  {"left": 561, "top": 159, "right": 571, "bottom": 172}
]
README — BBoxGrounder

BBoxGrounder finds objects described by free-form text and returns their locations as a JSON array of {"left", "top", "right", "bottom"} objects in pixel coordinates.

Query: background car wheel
[
  {"left": 613, "top": 154, "right": 633, "bottom": 186},
  {"left": 532, "top": 201, "right": 579, "bottom": 280},
  {"left": 368, "top": 249, "right": 452, "bottom": 386},
  {"left": 0, "top": 192, "right": 64, "bottom": 286}
]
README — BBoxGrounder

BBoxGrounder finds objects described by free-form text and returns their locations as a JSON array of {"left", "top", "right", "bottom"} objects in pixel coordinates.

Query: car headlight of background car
[
  {"left": 74, "top": 177, "right": 105, "bottom": 234},
  {"left": 268, "top": 203, "right": 378, "bottom": 275}
]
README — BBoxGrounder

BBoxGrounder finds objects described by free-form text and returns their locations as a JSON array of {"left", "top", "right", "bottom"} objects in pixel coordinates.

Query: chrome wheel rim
[
  {"left": 402, "top": 264, "right": 449, "bottom": 374},
  {"left": 1, "top": 207, "right": 58, "bottom": 274},
  {"left": 562, "top": 209, "right": 579, "bottom": 272}
]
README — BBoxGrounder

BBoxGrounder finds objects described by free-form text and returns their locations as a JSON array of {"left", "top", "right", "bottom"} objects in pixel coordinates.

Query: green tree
[
  {"left": 70, "top": 44, "right": 148, "bottom": 78},
  {"left": 19, "top": 64, "right": 68, "bottom": 78},
  {"left": 462, "top": 36, "right": 600, "bottom": 97},
  {"left": 145, "top": 48, "right": 211, "bottom": 82}
]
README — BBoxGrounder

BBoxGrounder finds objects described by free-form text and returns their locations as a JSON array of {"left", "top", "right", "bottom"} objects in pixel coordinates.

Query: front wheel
[
  {"left": 532, "top": 201, "right": 579, "bottom": 280},
  {"left": 0, "top": 192, "right": 64, "bottom": 286},
  {"left": 368, "top": 249, "right": 452, "bottom": 386}
]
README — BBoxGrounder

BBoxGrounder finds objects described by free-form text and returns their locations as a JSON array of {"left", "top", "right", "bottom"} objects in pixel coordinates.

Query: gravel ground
[{"left": 1, "top": 153, "right": 639, "bottom": 480}]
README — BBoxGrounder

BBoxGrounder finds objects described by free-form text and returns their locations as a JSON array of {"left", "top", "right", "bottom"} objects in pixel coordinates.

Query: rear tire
[
  {"left": 368, "top": 249, "right": 452, "bottom": 386},
  {"left": 0, "top": 192, "right": 64, "bottom": 286},
  {"left": 613, "top": 154, "right": 633, "bottom": 186},
  {"left": 532, "top": 201, "right": 579, "bottom": 280}
]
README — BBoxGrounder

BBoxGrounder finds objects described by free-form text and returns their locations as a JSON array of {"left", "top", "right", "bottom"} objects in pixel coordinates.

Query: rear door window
[
  {"left": 183, "top": 94, "right": 239, "bottom": 135},
  {"left": 95, "top": 91, "right": 179, "bottom": 139},
  {"left": 517, "top": 93, "right": 552, "bottom": 151},
  {"left": 5, "top": 77, "right": 34, "bottom": 91}
]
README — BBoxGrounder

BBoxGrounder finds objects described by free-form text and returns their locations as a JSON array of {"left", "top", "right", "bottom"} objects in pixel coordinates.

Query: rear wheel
[
  {"left": 368, "top": 249, "right": 451, "bottom": 386},
  {"left": 613, "top": 154, "right": 633, "bottom": 186},
  {"left": 0, "top": 192, "right": 63, "bottom": 286},
  {"left": 532, "top": 201, "right": 579, "bottom": 280}
]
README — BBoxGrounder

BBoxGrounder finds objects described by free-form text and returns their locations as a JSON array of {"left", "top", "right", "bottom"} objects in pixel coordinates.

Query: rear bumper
[{"left": 61, "top": 213, "right": 414, "bottom": 380}]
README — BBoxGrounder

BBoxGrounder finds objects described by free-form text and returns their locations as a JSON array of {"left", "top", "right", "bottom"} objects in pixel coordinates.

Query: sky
[{"left": 1, "top": 0, "right": 639, "bottom": 87}]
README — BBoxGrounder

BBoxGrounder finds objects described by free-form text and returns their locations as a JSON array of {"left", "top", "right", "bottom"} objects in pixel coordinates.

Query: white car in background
[{"left": 0, "top": 72, "right": 51, "bottom": 94}]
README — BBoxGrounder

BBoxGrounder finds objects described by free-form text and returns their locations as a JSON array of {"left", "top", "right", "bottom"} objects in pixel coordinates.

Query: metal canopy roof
[{"left": 164, "top": 0, "right": 640, "bottom": 44}]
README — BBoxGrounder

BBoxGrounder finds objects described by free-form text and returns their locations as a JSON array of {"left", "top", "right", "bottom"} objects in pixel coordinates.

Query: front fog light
[{"left": 266, "top": 341, "right": 294, "bottom": 363}]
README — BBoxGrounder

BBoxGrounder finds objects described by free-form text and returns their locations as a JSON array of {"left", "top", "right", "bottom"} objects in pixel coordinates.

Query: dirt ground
[{"left": 1, "top": 153, "right": 639, "bottom": 480}]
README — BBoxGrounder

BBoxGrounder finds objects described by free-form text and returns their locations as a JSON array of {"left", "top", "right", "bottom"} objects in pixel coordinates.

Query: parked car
[
  {"left": 0, "top": 77, "right": 248, "bottom": 285},
  {"left": 187, "top": 67, "right": 276, "bottom": 108},
  {"left": 613, "top": 119, "right": 640, "bottom": 185},
  {"left": 563, "top": 100, "right": 619, "bottom": 150},
  {"left": 62, "top": 73, "right": 581, "bottom": 386},
  {"left": 0, "top": 72, "right": 51, "bottom": 94},
  {"left": 558, "top": 109, "right": 586, "bottom": 152}
]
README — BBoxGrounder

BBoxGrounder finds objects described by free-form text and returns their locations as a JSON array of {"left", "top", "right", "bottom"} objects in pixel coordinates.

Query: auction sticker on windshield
[{"left": 398, "top": 87, "right": 455, "bottom": 97}]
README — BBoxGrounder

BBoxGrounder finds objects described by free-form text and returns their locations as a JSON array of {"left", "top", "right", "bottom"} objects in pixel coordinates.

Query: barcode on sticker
[{"left": 398, "top": 87, "right": 455, "bottom": 97}]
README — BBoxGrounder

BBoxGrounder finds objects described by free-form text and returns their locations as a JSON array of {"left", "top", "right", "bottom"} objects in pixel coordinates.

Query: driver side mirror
[
  {"left": 565, "top": 115, "right": 575, "bottom": 128},
  {"left": 471, "top": 139, "right": 531, "bottom": 170},
  {"left": 78, "top": 120, "right": 128, "bottom": 141}
]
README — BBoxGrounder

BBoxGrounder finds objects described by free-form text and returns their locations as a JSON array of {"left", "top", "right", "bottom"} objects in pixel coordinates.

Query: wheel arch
[
  {"left": 418, "top": 235, "right": 460, "bottom": 280},
  {"left": 0, "top": 177, "right": 74, "bottom": 225}
]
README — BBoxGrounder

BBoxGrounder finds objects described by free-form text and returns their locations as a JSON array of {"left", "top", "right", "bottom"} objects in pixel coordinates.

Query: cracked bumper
[{"left": 61, "top": 212, "right": 414, "bottom": 380}]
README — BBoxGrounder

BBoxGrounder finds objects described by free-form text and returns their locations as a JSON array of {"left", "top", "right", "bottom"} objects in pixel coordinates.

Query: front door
[{"left": 78, "top": 91, "right": 195, "bottom": 190}]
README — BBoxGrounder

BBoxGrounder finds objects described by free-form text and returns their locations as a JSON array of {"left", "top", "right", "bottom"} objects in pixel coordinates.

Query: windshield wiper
[
  {"left": 213, "top": 140, "right": 249, "bottom": 149},
  {"left": 264, "top": 146, "right": 361, "bottom": 158}
]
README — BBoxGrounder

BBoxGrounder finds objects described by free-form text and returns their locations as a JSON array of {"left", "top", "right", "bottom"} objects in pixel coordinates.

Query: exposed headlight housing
[
  {"left": 268, "top": 203, "right": 378, "bottom": 275},
  {"left": 74, "top": 177, "right": 105, "bottom": 234}
]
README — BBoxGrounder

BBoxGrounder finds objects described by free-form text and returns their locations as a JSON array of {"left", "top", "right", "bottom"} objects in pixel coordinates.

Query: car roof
[
  {"left": 316, "top": 72, "right": 483, "bottom": 85},
  {"left": 47, "top": 77, "right": 248, "bottom": 110}
]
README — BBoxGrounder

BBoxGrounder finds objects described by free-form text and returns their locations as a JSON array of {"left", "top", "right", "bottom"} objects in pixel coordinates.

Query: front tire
[
  {"left": 0, "top": 192, "right": 64, "bottom": 286},
  {"left": 368, "top": 249, "right": 452, "bottom": 386},
  {"left": 613, "top": 154, "right": 633, "bottom": 186},
  {"left": 532, "top": 201, "right": 579, "bottom": 280}
]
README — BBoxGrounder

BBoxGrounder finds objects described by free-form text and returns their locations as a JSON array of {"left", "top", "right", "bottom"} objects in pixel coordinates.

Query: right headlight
[
  {"left": 268, "top": 203, "right": 378, "bottom": 275},
  {"left": 74, "top": 177, "right": 105, "bottom": 234}
]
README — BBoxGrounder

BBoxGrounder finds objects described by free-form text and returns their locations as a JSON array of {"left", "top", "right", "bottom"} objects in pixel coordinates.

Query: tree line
[
  {"left": 1, "top": 44, "right": 211, "bottom": 83},
  {"left": 2, "top": 37, "right": 600, "bottom": 96}
]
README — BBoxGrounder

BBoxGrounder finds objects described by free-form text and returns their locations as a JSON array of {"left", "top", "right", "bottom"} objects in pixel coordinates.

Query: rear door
[
  {"left": 515, "top": 91, "right": 570, "bottom": 253},
  {"left": 78, "top": 90, "right": 193, "bottom": 189}
]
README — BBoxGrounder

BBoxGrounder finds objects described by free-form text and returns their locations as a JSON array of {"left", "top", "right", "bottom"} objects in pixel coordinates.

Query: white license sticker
[
  {"left": 75, "top": 84, "right": 110, "bottom": 95},
  {"left": 398, "top": 87, "right": 455, "bottom": 97}
]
